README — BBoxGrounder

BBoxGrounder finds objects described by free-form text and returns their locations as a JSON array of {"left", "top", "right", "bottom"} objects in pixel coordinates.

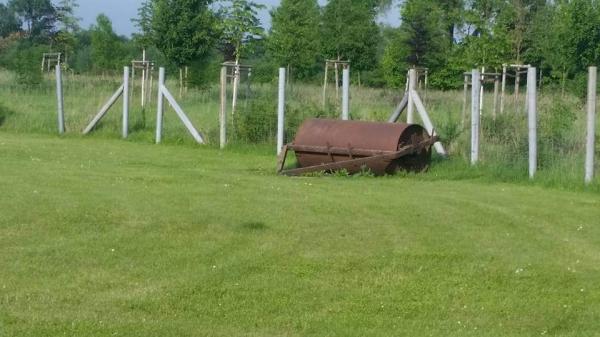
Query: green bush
[{"left": 11, "top": 42, "right": 45, "bottom": 86}]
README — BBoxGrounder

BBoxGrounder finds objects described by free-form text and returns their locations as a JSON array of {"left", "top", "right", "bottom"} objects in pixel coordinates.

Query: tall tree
[
  {"left": 398, "top": 0, "right": 449, "bottom": 68},
  {"left": 151, "top": 0, "right": 217, "bottom": 67},
  {"left": 90, "top": 14, "right": 124, "bottom": 72},
  {"left": 268, "top": 0, "right": 321, "bottom": 79},
  {"left": 8, "top": 0, "right": 57, "bottom": 40},
  {"left": 321, "top": 0, "right": 379, "bottom": 71},
  {"left": 0, "top": 3, "right": 21, "bottom": 38}
]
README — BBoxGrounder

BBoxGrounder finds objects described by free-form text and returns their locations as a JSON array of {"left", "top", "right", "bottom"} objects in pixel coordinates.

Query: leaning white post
[
  {"left": 220, "top": 66, "right": 227, "bottom": 149},
  {"left": 122, "top": 67, "right": 129, "bottom": 138},
  {"left": 471, "top": 69, "right": 481, "bottom": 165},
  {"left": 407, "top": 69, "right": 417, "bottom": 123},
  {"left": 155, "top": 67, "right": 165, "bottom": 144},
  {"left": 342, "top": 66, "right": 350, "bottom": 120},
  {"left": 55, "top": 65, "right": 65, "bottom": 134},
  {"left": 527, "top": 67, "right": 537, "bottom": 179},
  {"left": 585, "top": 66, "right": 597, "bottom": 184},
  {"left": 277, "top": 68, "right": 286, "bottom": 155}
]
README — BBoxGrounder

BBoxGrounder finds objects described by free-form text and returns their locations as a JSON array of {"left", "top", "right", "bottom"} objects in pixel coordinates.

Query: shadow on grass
[
  {"left": 238, "top": 221, "right": 269, "bottom": 232},
  {"left": 0, "top": 104, "right": 15, "bottom": 127}
]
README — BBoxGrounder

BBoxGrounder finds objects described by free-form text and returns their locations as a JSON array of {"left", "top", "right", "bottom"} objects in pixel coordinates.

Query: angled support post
[
  {"left": 411, "top": 90, "right": 447, "bottom": 156},
  {"left": 155, "top": 67, "right": 205, "bottom": 144},
  {"left": 387, "top": 92, "right": 409, "bottom": 123}
]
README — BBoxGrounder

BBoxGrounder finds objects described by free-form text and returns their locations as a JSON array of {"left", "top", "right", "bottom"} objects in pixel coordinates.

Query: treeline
[{"left": 2, "top": 0, "right": 600, "bottom": 91}]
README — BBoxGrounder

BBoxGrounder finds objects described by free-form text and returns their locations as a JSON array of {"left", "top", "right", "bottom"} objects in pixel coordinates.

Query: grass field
[{"left": 1, "top": 132, "right": 600, "bottom": 336}]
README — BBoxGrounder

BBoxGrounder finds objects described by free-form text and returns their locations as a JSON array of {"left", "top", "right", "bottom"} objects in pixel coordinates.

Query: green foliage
[
  {"left": 233, "top": 93, "right": 277, "bottom": 143},
  {"left": 11, "top": 41, "right": 44, "bottom": 86},
  {"left": 398, "top": 0, "right": 450, "bottom": 69},
  {"left": 8, "top": 0, "right": 56, "bottom": 41},
  {"left": 321, "top": 0, "right": 379, "bottom": 71},
  {"left": 0, "top": 3, "right": 21, "bottom": 38},
  {"left": 90, "top": 14, "right": 126, "bottom": 72},
  {"left": 132, "top": 0, "right": 153, "bottom": 48},
  {"left": 151, "top": 0, "right": 217, "bottom": 67},
  {"left": 268, "top": 0, "right": 321, "bottom": 80}
]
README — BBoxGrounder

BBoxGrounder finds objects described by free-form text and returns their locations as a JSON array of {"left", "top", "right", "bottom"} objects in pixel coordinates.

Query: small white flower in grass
[
  {"left": 577, "top": 225, "right": 584, "bottom": 231},
  {"left": 515, "top": 268, "right": 524, "bottom": 274},
  {"left": 212, "top": 265, "right": 217, "bottom": 269},
  {"left": 111, "top": 248, "right": 115, "bottom": 252},
  {"left": 541, "top": 330, "right": 547, "bottom": 335},
  {"left": 580, "top": 288, "right": 585, "bottom": 292}
]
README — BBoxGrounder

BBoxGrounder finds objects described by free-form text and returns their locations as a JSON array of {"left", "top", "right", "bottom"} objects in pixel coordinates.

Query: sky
[{"left": 0, "top": 0, "right": 401, "bottom": 37}]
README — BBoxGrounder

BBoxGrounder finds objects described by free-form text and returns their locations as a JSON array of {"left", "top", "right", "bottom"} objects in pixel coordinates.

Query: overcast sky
[{"left": 0, "top": 0, "right": 401, "bottom": 36}]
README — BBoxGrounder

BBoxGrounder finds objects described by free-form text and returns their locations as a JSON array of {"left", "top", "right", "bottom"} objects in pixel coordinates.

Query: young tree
[
  {"left": 219, "top": 0, "right": 264, "bottom": 64},
  {"left": 0, "top": 4, "right": 21, "bottom": 38},
  {"left": 8, "top": 0, "right": 57, "bottom": 40},
  {"left": 321, "top": 0, "right": 379, "bottom": 72},
  {"left": 218, "top": 0, "right": 264, "bottom": 114},
  {"left": 132, "top": 0, "right": 153, "bottom": 48},
  {"left": 268, "top": 0, "right": 321, "bottom": 80}
]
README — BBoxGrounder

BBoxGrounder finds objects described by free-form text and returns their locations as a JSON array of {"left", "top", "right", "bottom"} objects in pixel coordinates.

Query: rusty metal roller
[{"left": 278, "top": 119, "right": 437, "bottom": 176}]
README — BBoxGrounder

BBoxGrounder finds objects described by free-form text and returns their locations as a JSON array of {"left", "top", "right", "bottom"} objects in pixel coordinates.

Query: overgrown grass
[
  {"left": 0, "top": 69, "right": 598, "bottom": 190},
  {"left": 1, "top": 133, "right": 599, "bottom": 336}
]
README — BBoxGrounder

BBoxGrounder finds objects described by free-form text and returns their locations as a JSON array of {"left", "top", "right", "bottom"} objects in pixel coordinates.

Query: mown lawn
[{"left": 1, "top": 132, "right": 599, "bottom": 336}]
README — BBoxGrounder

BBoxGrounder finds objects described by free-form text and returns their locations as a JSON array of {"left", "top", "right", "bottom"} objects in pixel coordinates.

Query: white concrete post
[
  {"left": 501, "top": 65, "right": 507, "bottom": 115},
  {"left": 585, "top": 66, "right": 597, "bottom": 184},
  {"left": 342, "top": 66, "right": 350, "bottom": 120},
  {"left": 220, "top": 66, "right": 227, "bottom": 149},
  {"left": 471, "top": 69, "right": 481, "bottom": 165},
  {"left": 407, "top": 69, "right": 417, "bottom": 123},
  {"left": 55, "top": 65, "right": 65, "bottom": 134},
  {"left": 155, "top": 67, "right": 165, "bottom": 144},
  {"left": 527, "top": 67, "right": 537, "bottom": 179},
  {"left": 277, "top": 68, "right": 286, "bottom": 155},
  {"left": 122, "top": 66, "right": 129, "bottom": 139}
]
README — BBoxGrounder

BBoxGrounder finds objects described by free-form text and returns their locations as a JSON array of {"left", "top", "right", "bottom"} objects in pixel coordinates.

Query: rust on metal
[{"left": 278, "top": 119, "right": 437, "bottom": 176}]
